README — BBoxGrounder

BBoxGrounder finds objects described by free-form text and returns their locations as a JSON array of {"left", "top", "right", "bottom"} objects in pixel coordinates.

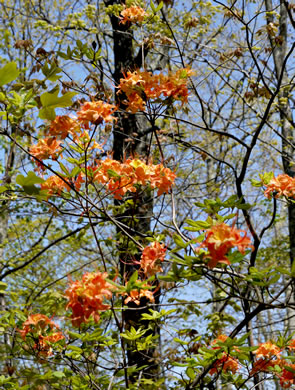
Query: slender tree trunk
[
  {"left": 105, "top": 1, "right": 161, "bottom": 384},
  {"left": 264, "top": 0, "right": 295, "bottom": 335}
]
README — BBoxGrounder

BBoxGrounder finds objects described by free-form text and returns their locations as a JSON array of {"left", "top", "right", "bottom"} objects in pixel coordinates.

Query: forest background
[{"left": 0, "top": 0, "right": 295, "bottom": 389}]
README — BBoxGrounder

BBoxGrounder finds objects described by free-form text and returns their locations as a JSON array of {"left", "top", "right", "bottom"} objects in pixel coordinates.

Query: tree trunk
[{"left": 106, "top": 1, "right": 161, "bottom": 384}]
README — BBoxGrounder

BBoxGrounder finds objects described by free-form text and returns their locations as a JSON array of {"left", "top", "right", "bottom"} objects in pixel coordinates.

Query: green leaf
[
  {"left": 186, "top": 367, "right": 196, "bottom": 380},
  {"left": 16, "top": 171, "right": 44, "bottom": 186},
  {"left": 107, "top": 169, "right": 120, "bottom": 178},
  {"left": 16, "top": 171, "right": 44, "bottom": 194},
  {"left": 0, "top": 282, "right": 7, "bottom": 292},
  {"left": 39, "top": 88, "right": 77, "bottom": 120},
  {"left": 0, "top": 62, "right": 19, "bottom": 87},
  {"left": 52, "top": 371, "right": 65, "bottom": 379},
  {"left": 173, "top": 234, "right": 188, "bottom": 248},
  {"left": 150, "top": 0, "right": 156, "bottom": 12},
  {"left": 42, "top": 62, "right": 62, "bottom": 82}
]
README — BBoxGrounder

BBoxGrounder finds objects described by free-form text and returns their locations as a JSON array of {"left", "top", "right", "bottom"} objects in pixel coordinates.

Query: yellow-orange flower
[
  {"left": 199, "top": 222, "right": 253, "bottom": 268},
  {"left": 279, "top": 364, "right": 295, "bottom": 388},
  {"left": 18, "top": 314, "right": 57, "bottom": 340},
  {"left": 119, "top": 5, "right": 146, "bottom": 25},
  {"left": 288, "top": 339, "right": 295, "bottom": 351},
  {"left": 30, "top": 137, "right": 62, "bottom": 161},
  {"left": 77, "top": 100, "right": 117, "bottom": 128},
  {"left": 253, "top": 341, "right": 281, "bottom": 359},
  {"left": 65, "top": 271, "right": 114, "bottom": 327},
  {"left": 209, "top": 353, "right": 240, "bottom": 375},
  {"left": 210, "top": 335, "right": 240, "bottom": 375},
  {"left": 18, "top": 314, "right": 64, "bottom": 358},
  {"left": 264, "top": 174, "right": 295, "bottom": 199},
  {"left": 117, "top": 69, "right": 192, "bottom": 113},
  {"left": 140, "top": 242, "right": 166, "bottom": 276},
  {"left": 90, "top": 158, "right": 176, "bottom": 199},
  {"left": 41, "top": 175, "right": 71, "bottom": 197},
  {"left": 48, "top": 115, "right": 80, "bottom": 139},
  {"left": 123, "top": 282, "right": 155, "bottom": 305}
]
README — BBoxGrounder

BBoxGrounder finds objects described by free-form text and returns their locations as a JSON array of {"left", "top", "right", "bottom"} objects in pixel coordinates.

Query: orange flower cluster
[
  {"left": 206, "top": 336, "right": 295, "bottom": 386},
  {"left": 140, "top": 241, "right": 166, "bottom": 276},
  {"left": 77, "top": 100, "right": 117, "bottom": 128},
  {"left": 199, "top": 222, "right": 253, "bottom": 268},
  {"left": 279, "top": 365, "right": 295, "bottom": 388},
  {"left": 18, "top": 314, "right": 64, "bottom": 358},
  {"left": 254, "top": 341, "right": 281, "bottom": 358},
  {"left": 123, "top": 282, "right": 155, "bottom": 305},
  {"left": 264, "top": 174, "right": 295, "bottom": 199},
  {"left": 65, "top": 271, "right": 114, "bottom": 327},
  {"left": 250, "top": 341, "right": 295, "bottom": 388},
  {"left": 119, "top": 5, "right": 146, "bottom": 25},
  {"left": 209, "top": 335, "right": 240, "bottom": 375},
  {"left": 117, "top": 69, "right": 192, "bottom": 113},
  {"left": 48, "top": 115, "right": 80, "bottom": 139},
  {"left": 41, "top": 175, "right": 71, "bottom": 196},
  {"left": 89, "top": 158, "right": 176, "bottom": 199},
  {"left": 30, "top": 101, "right": 116, "bottom": 171},
  {"left": 30, "top": 138, "right": 62, "bottom": 162}
]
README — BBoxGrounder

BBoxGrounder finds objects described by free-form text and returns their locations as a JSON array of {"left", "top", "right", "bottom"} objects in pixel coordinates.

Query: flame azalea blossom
[
  {"left": 90, "top": 158, "right": 176, "bottom": 199},
  {"left": 123, "top": 282, "right": 155, "bottom": 305},
  {"left": 198, "top": 222, "right": 253, "bottom": 268},
  {"left": 117, "top": 69, "right": 192, "bottom": 113},
  {"left": 264, "top": 174, "right": 295, "bottom": 199},
  {"left": 250, "top": 358, "right": 280, "bottom": 375},
  {"left": 41, "top": 175, "right": 71, "bottom": 197},
  {"left": 210, "top": 335, "right": 240, "bottom": 375},
  {"left": 119, "top": 5, "right": 147, "bottom": 25},
  {"left": 18, "top": 314, "right": 64, "bottom": 358},
  {"left": 253, "top": 341, "right": 281, "bottom": 359},
  {"left": 77, "top": 100, "right": 117, "bottom": 128},
  {"left": 48, "top": 115, "right": 80, "bottom": 139},
  {"left": 140, "top": 242, "right": 166, "bottom": 276},
  {"left": 30, "top": 137, "right": 62, "bottom": 162},
  {"left": 288, "top": 339, "right": 295, "bottom": 351},
  {"left": 65, "top": 271, "right": 114, "bottom": 327},
  {"left": 209, "top": 353, "right": 240, "bottom": 375},
  {"left": 279, "top": 364, "right": 295, "bottom": 388}
]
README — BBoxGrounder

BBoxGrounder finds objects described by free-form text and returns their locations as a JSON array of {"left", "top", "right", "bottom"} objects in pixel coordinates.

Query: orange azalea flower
[
  {"left": 253, "top": 341, "right": 281, "bottom": 359},
  {"left": 149, "top": 164, "right": 177, "bottom": 196},
  {"left": 18, "top": 314, "right": 64, "bottom": 358},
  {"left": 117, "top": 69, "right": 192, "bottom": 113},
  {"left": 288, "top": 339, "right": 295, "bottom": 351},
  {"left": 91, "top": 158, "right": 176, "bottom": 199},
  {"left": 41, "top": 175, "right": 71, "bottom": 197},
  {"left": 209, "top": 353, "right": 240, "bottom": 375},
  {"left": 212, "top": 334, "right": 228, "bottom": 345},
  {"left": 75, "top": 130, "right": 104, "bottom": 151},
  {"left": 210, "top": 334, "right": 240, "bottom": 375},
  {"left": 123, "top": 282, "right": 155, "bottom": 305},
  {"left": 119, "top": 5, "right": 146, "bottom": 25},
  {"left": 199, "top": 222, "right": 253, "bottom": 268},
  {"left": 65, "top": 271, "right": 114, "bottom": 327},
  {"left": 264, "top": 174, "right": 295, "bottom": 199},
  {"left": 77, "top": 100, "right": 117, "bottom": 128},
  {"left": 30, "top": 137, "right": 62, "bottom": 162},
  {"left": 140, "top": 242, "right": 166, "bottom": 276},
  {"left": 279, "top": 364, "right": 295, "bottom": 388},
  {"left": 33, "top": 332, "right": 64, "bottom": 358},
  {"left": 48, "top": 115, "right": 80, "bottom": 139},
  {"left": 18, "top": 314, "right": 57, "bottom": 340},
  {"left": 250, "top": 357, "right": 281, "bottom": 375}
]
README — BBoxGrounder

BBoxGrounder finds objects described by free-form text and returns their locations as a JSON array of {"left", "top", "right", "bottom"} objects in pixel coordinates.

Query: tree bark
[
  {"left": 264, "top": 0, "right": 295, "bottom": 335},
  {"left": 105, "top": 1, "right": 161, "bottom": 384}
]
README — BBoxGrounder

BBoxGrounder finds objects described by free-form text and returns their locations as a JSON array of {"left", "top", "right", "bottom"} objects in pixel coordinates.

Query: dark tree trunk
[{"left": 105, "top": 1, "right": 161, "bottom": 384}]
